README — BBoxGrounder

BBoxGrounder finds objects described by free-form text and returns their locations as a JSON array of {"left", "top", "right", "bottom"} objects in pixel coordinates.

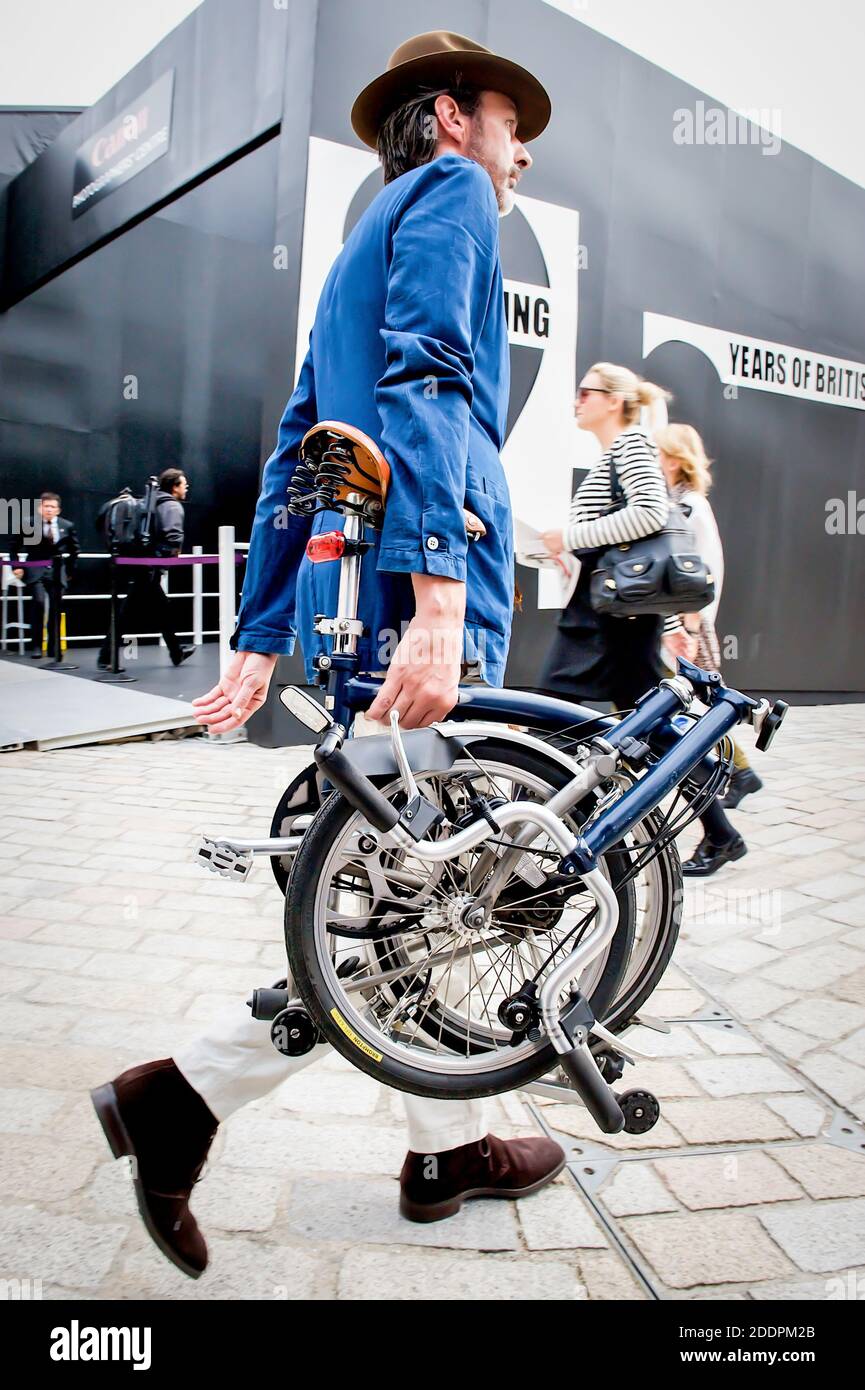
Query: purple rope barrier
[{"left": 114, "top": 554, "right": 246, "bottom": 566}]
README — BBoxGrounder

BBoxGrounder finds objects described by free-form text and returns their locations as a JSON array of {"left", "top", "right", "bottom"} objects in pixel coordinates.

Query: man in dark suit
[
  {"left": 97, "top": 467, "right": 194, "bottom": 668},
  {"left": 12, "top": 491, "right": 79, "bottom": 658}
]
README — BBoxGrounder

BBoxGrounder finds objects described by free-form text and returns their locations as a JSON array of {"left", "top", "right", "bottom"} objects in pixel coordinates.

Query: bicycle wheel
[{"left": 285, "top": 737, "right": 644, "bottom": 1099}]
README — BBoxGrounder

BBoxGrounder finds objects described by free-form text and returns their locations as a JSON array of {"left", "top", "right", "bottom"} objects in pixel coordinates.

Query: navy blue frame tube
[{"left": 579, "top": 697, "right": 743, "bottom": 863}]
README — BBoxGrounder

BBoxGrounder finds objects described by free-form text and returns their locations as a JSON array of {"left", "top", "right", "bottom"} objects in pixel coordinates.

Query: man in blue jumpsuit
[{"left": 92, "top": 32, "right": 564, "bottom": 1279}]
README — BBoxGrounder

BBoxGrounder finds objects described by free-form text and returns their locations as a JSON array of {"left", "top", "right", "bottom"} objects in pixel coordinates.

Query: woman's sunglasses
[{"left": 576, "top": 387, "right": 613, "bottom": 402}]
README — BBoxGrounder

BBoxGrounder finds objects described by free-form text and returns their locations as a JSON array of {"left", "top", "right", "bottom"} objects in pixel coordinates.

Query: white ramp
[{"left": 0, "top": 660, "right": 199, "bottom": 751}]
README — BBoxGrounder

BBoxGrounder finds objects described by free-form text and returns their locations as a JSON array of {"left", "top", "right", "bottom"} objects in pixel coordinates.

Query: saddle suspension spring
[{"left": 286, "top": 442, "right": 354, "bottom": 517}]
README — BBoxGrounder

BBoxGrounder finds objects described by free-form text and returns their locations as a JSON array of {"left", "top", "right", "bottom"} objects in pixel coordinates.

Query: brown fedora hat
[{"left": 351, "top": 30, "right": 551, "bottom": 148}]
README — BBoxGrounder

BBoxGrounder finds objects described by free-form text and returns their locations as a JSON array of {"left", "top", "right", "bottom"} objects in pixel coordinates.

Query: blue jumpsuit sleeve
[
  {"left": 232, "top": 344, "right": 317, "bottom": 654},
  {"left": 374, "top": 156, "right": 500, "bottom": 584}
]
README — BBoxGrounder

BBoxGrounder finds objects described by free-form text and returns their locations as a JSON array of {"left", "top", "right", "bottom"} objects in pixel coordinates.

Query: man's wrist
[{"left": 411, "top": 572, "right": 466, "bottom": 622}]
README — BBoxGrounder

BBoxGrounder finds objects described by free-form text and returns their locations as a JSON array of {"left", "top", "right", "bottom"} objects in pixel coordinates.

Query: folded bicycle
[{"left": 197, "top": 422, "right": 786, "bottom": 1137}]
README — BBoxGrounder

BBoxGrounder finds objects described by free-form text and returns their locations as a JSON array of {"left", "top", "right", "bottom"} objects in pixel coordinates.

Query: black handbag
[{"left": 588, "top": 460, "right": 715, "bottom": 617}]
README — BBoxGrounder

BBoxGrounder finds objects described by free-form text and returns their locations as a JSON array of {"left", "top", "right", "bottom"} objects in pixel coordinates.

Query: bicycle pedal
[{"left": 195, "top": 836, "right": 253, "bottom": 881}]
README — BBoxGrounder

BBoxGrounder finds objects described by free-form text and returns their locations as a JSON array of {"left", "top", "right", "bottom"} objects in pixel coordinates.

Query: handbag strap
[{"left": 606, "top": 453, "right": 626, "bottom": 512}]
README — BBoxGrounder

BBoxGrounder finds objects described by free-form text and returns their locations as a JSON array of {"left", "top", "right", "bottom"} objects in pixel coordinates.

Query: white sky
[{"left": 1, "top": 0, "right": 863, "bottom": 189}]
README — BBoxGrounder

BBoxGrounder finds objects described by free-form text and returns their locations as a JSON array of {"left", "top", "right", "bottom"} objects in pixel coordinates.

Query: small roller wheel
[{"left": 617, "top": 1089, "right": 660, "bottom": 1135}]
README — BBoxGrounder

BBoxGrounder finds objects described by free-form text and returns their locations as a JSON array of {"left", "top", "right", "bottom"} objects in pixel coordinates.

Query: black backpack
[{"left": 98, "top": 477, "right": 159, "bottom": 555}]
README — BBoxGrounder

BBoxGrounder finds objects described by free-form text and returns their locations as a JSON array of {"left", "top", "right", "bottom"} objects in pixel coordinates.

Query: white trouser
[{"left": 174, "top": 709, "right": 487, "bottom": 1155}]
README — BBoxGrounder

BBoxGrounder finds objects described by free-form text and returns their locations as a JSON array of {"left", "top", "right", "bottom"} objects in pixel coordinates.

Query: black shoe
[
  {"left": 682, "top": 834, "right": 748, "bottom": 877},
  {"left": 171, "top": 646, "right": 196, "bottom": 667},
  {"left": 723, "top": 767, "right": 764, "bottom": 809},
  {"left": 29, "top": 651, "right": 44, "bottom": 660},
  {"left": 97, "top": 657, "right": 111, "bottom": 670}
]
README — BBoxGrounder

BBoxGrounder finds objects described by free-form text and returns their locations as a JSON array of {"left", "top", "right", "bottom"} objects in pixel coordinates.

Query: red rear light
[{"left": 305, "top": 531, "right": 346, "bottom": 563}]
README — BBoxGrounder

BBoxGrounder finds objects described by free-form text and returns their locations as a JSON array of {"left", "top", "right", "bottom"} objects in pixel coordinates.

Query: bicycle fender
[{"left": 338, "top": 727, "right": 486, "bottom": 779}]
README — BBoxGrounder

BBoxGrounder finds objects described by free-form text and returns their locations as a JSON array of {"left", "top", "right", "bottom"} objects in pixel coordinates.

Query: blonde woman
[
  {"left": 539, "top": 362, "right": 676, "bottom": 710},
  {"left": 656, "top": 423, "right": 761, "bottom": 875}
]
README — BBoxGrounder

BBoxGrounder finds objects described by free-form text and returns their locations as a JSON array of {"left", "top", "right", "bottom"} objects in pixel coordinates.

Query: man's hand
[
  {"left": 664, "top": 628, "right": 698, "bottom": 663},
  {"left": 367, "top": 574, "right": 465, "bottom": 729},
  {"left": 12, "top": 568, "right": 23, "bottom": 580},
  {"left": 192, "top": 651, "right": 278, "bottom": 733}
]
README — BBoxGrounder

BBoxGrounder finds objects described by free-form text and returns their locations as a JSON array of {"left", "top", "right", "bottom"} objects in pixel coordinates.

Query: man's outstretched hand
[
  {"left": 192, "top": 651, "right": 278, "bottom": 734},
  {"left": 367, "top": 573, "right": 465, "bottom": 729}
]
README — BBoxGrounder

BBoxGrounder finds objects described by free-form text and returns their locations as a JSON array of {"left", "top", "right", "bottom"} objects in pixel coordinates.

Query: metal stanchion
[
  {"left": 45, "top": 555, "right": 78, "bottom": 670},
  {"left": 192, "top": 544, "right": 203, "bottom": 645},
  {"left": 96, "top": 546, "right": 136, "bottom": 683},
  {"left": 210, "top": 526, "right": 245, "bottom": 744}
]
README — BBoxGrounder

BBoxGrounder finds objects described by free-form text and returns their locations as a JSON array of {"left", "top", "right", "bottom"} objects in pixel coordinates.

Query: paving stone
[
  {"left": 0, "top": 999, "right": 79, "bottom": 1041},
  {"left": 0, "top": 1128, "right": 102, "bottom": 1201},
  {"left": 751, "top": 1019, "right": 818, "bottom": 1061},
  {"left": 770, "top": 1143, "right": 865, "bottom": 1199},
  {"left": 598, "top": 1162, "right": 678, "bottom": 1216},
  {"left": 652, "top": 1151, "right": 802, "bottom": 1209},
  {"left": 76, "top": 951, "right": 186, "bottom": 984},
  {"left": 766, "top": 1096, "right": 827, "bottom": 1138},
  {"left": 616, "top": 1060, "right": 705, "bottom": 1097},
  {"left": 749, "top": 1275, "right": 862, "bottom": 1300},
  {"left": 775, "top": 996, "right": 865, "bottom": 1042},
  {"left": 576, "top": 1247, "right": 650, "bottom": 1299},
  {"left": 759, "top": 943, "right": 864, "bottom": 992},
  {"left": 135, "top": 931, "right": 260, "bottom": 963},
  {"left": 722, "top": 978, "right": 796, "bottom": 1020},
  {"left": 798, "top": 873, "right": 865, "bottom": 901},
  {"left": 834, "top": 1027, "right": 865, "bottom": 1068},
  {"left": 221, "top": 1110, "right": 408, "bottom": 1175},
  {"left": 284, "top": 1176, "right": 520, "bottom": 1249},
  {"left": 0, "top": 1042, "right": 129, "bottom": 1090},
  {"left": 703, "top": 940, "right": 781, "bottom": 974},
  {"left": 116, "top": 1236, "right": 326, "bottom": 1300},
  {"left": 688, "top": 1022, "right": 762, "bottom": 1055},
  {"left": 684, "top": 1055, "right": 803, "bottom": 1097},
  {"left": 26, "top": 974, "right": 191, "bottom": 1018},
  {"left": 0, "top": 940, "right": 92, "bottom": 972},
  {"left": 818, "top": 896, "right": 865, "bottom": 928},
  {"left": 273, "top": 1067, "right": 383, "bottom": 1118},
  {"left": 622, "top": 1210, "right": 791, "bottom": 1288},
  {"left": 30, "top": 922, "right": 142, "bottom": 953},
  {"left": 0, "top": 1206, "right": 127, "bottom": 1289},
  {"left": 647, "top": 987, "right": 707, "bottom": 1016},
  {"left": 798, "top": 1052, "right": 865, "bottom": 1107},
  {"left": 832, "top": 967, "right": 865, "bottom": 1008},
  {"left": 517, "top": 1184, "right": 609, "bottom": 1249},
  {"left": 547, "top": 1105, "right": 684, "bottom": 1150},
  {"left": 0, "top": 1087, "right": 68, "bottom": 1134},
  {"left": 336, "top": 1246, "right": 586, "bottom": 1300},
  {"left": 190, "top": 1168, "right": 286, "bottom": 1233},
  {"left": 759, "top": 1198, "right": 865, "bottom": 1274},
  {"left": 661, "top": 1098, "right": 794, "bottom": 1144}
]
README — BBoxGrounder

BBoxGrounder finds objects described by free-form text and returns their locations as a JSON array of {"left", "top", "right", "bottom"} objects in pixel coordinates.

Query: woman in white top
[
  {"left": 655, "top": 424, "right": 762, "bottom": 875},
  {"left": 538, "top": 362, "right": 674, "bottom": 710}
]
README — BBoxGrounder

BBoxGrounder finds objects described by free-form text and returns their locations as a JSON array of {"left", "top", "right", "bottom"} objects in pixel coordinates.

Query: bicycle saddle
[{"left": 299, "top": 421, "right": 391, "bottom": 506}]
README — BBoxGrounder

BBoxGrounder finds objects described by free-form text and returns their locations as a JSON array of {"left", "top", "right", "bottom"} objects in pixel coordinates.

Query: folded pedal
[{"left": 195, "top": 836, "right": 253, "bottom": 881}]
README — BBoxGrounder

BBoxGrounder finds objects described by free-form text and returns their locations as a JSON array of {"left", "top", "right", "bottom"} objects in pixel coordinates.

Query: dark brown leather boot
[
  {"left": 399, "top": 1133, "right": 566, "bottom": 1223},
  {"left": 91, "top": 1058, "right": 218, "bottom": 1279}
]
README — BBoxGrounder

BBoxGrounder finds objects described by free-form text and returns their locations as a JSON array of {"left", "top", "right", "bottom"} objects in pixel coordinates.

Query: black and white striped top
[{"left": 564, "top": 427, "right": 669, "bottom": 554}]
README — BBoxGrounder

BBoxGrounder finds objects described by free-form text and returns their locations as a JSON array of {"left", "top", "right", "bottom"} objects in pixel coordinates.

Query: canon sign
[{"left": 72, "top": 71, "right": 174, "bottom": 218}]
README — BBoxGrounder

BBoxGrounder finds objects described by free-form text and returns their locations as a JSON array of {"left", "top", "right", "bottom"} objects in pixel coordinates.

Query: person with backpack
[{"left": 97, "top": 467, "right": 194, "bottom": 669}]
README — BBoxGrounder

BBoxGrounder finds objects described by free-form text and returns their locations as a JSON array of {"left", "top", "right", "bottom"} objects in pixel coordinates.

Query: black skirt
[{"left": 539, "top": 558, "right": 664, "bottom": 710}]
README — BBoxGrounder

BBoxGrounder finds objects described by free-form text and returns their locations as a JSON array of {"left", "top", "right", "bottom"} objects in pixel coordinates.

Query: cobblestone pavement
[{"left": 1, "top": 704, "right": 864, "bottom": 1300}]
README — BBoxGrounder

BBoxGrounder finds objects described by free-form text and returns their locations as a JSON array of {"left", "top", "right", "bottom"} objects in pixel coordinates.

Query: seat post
[{"left": 333, "top": 492, "right": 364, "bottom": 656}]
